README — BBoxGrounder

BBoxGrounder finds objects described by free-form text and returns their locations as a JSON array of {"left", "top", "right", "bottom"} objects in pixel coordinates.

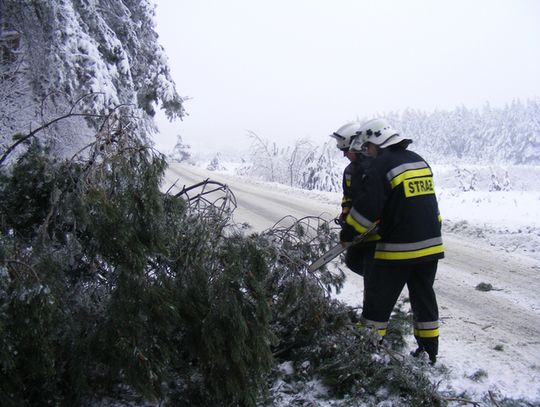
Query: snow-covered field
[
  {"left": 434, "top": 165, "right": 540, "bottom": 262},
  {"left": 164, "top": 162, "right": 540, "bottom": 405}
]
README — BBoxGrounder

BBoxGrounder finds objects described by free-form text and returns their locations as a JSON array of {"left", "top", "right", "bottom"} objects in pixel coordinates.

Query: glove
[
  {"left": 334, "top": 210, "right": 349, "bottom": 227},
  {"left": 340, "top": 224, "right": 357, "bottom": 243}
]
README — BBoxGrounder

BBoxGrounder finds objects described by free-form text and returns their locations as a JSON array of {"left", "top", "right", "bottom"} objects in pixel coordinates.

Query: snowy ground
[{"left": 164, "top": 162, "right": 540, "bottom": 405}]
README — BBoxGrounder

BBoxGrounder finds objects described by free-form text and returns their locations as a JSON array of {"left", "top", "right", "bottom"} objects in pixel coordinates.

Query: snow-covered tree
[
  {"left": 285, "top": 137, "right": 314, "bottom": 187},
  {"left": 0, "top": 0, "right": 184, "bottom": 157},
  {"left": 168, "top": 134, "right": 191, "bottom": 163},
  {"left": 300, "top": 141, "right": 343, "bottom": 192},
  {"left": 206, "top": 152, "right": 226, "bottom": 171},
  {"left": 245, "top": 130, "right": 281, "bottom": 182},
  {"left": 380, "top": 99, "right": 540, "bottom": 165},
  {"left": 241, "top": 131, "right": 340, "bottom": 190}
]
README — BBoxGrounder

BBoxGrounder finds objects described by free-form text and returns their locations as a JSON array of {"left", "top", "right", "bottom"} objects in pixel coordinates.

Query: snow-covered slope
[{"left": 164, "top": 162, "right": 540, "bottom": 404}]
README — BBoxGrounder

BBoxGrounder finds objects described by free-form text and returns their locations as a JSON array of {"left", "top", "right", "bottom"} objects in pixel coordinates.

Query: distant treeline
[
  {"left": 386, "top": 99, "right": 540, "bottom": 165},
  {"left": 223, "top": 99, "right": 539, "bottom": 193}
]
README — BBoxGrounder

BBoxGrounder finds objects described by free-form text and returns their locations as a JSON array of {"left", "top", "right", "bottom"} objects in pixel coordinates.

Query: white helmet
[
  {"left": 329, "top": 122, "right": 362, "bottom": 150},
  {"left": 355, "top": 118, "right": 411, "bottom": 148},
  {"left": 349, "top": 128, "right": 369, "bottom": 154}
]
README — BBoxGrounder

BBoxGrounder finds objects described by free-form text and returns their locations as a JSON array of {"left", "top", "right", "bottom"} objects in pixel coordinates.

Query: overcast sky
[{"left": 152, "top": 0, "right": 540, "bottom": 154}]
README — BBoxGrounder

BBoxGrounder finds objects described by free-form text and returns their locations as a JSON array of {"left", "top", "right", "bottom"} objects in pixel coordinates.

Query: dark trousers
[
  {"left": 362, "top": 260, "right": 439, "bottom": 356},
  {"left": 345, "top": 242, "right": 376, "bottom": 278},
  {"left": 345, "top": 242, "right": 376, "bottom": 312}
]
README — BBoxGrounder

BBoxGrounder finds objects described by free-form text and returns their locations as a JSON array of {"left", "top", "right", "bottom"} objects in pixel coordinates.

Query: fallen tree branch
[
  {"left": 488, "top": 391, "right": 502, "bottom": 407},
  {"left": 444, "top": 396, "right": 481, "bottom": 406}
]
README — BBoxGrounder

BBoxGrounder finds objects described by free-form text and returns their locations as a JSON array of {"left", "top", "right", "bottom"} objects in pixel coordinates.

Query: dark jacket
[
  {"left": 341, "top": 156, "right": 372, "bottom": 209},
  {"left": 345, "top": 148, "right": 444, "bottom": 265}
]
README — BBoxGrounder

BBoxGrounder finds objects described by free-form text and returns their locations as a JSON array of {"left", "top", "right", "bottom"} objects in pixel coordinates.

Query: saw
[{"left": 308, "top": 221, "right": 379, "bottom": 272}]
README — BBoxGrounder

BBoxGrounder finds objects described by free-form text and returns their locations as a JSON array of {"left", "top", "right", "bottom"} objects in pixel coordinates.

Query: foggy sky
[{"left": 152, "top": 0, "right": 540, "bottom": 154}]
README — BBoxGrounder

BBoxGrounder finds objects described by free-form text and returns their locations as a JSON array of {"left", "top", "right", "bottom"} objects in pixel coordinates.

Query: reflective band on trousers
[
  {"left": 360, "top": 317, "right": 388, "bottom": 337},
  {"left": 414, "top": 328, "right": 439, "bottom": 338},
  {"left": 414, "top": 321, "right": 439, "bottom": 338}
]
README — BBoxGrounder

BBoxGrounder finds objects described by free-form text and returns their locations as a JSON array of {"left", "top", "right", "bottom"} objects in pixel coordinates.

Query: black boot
[
  {"left": 423, "top": 339, "right": 438, "bottom": 365},
  {"left": 410, "top": 346, "right": 436, "bottom": 364},
  {"left": 410, "top": 346, "right": 424, "bottom": 358},
  {"left": 415, "top": 337, "right": 438, "bottom": 365}
]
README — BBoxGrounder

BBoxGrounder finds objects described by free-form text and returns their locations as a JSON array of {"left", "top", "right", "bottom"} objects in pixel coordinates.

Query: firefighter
[
  {"left": 340, "top": 118, "right": 444, "bottom": 364},
  {"left": 329, "top": 122, "right": 374, "bottom": 278}
]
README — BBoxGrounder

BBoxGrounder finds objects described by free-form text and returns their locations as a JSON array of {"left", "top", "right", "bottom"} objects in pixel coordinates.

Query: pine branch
[
  {"left": 1, "top": 111, "right": 103, "bottom": 166},
  {"left": 5, "top": 259, "right": 41, "bottom": 283},
  {"left": 444, "top": 396, "right": 481, "bottom": 406}
]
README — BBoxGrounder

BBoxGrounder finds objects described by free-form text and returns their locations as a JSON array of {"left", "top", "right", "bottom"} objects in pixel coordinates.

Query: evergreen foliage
[
  {"left": 0, "top": 114, "right": 275, "bottom": 405},
  {"left": 262, "top": 288, "right": 445, "bottom": 406},
  {"left": 168, "top": 134, "right": 192, "bottom": 163}
]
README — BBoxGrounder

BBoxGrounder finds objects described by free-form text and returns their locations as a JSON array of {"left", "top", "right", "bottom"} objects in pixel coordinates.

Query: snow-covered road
[{"left": 164, "top": 163, "right": 540, "bottom": 402}]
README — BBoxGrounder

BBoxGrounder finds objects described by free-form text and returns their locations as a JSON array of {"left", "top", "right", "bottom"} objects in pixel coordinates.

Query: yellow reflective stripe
[
  {"left": 345, "top": 220, "right": 381, "bottom": 241},
  {"left": 348, "top": 208, "right": 373, "bottom": 228},
  {"left": 346, "top": 179, "right": 351, "bottom": 187},
  {"left": 359, "top": 325, "right": 387, "bottom": 337},
  {"left": 346, "top": 210, "right": 381, "bottom": 240},
  {"left": 355, "top": 323, "right": 386, "bottom": 337},
  {"left": 414, "top": 328, "right": 439, "bottom": 338},
  {"left": 366, "top": 233, "right": 382, "bottom": 242},
  {"left": 390, "top": 168, "right": 432, "bottom": 189},
  {"left": 377, "top": 237, "right": 443, "bottom": 252},
  {"left": 387, "top": 161, "right": 428, "bottom": 180},
  {"left": 438, "top": 214, "right": 442, "bottom": 222},
  {"left": 374, "top": 244, "right": 444, "bottom": 260},
  {"left": 346, "top": 214, "right": 369, "bottom": 234}
]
